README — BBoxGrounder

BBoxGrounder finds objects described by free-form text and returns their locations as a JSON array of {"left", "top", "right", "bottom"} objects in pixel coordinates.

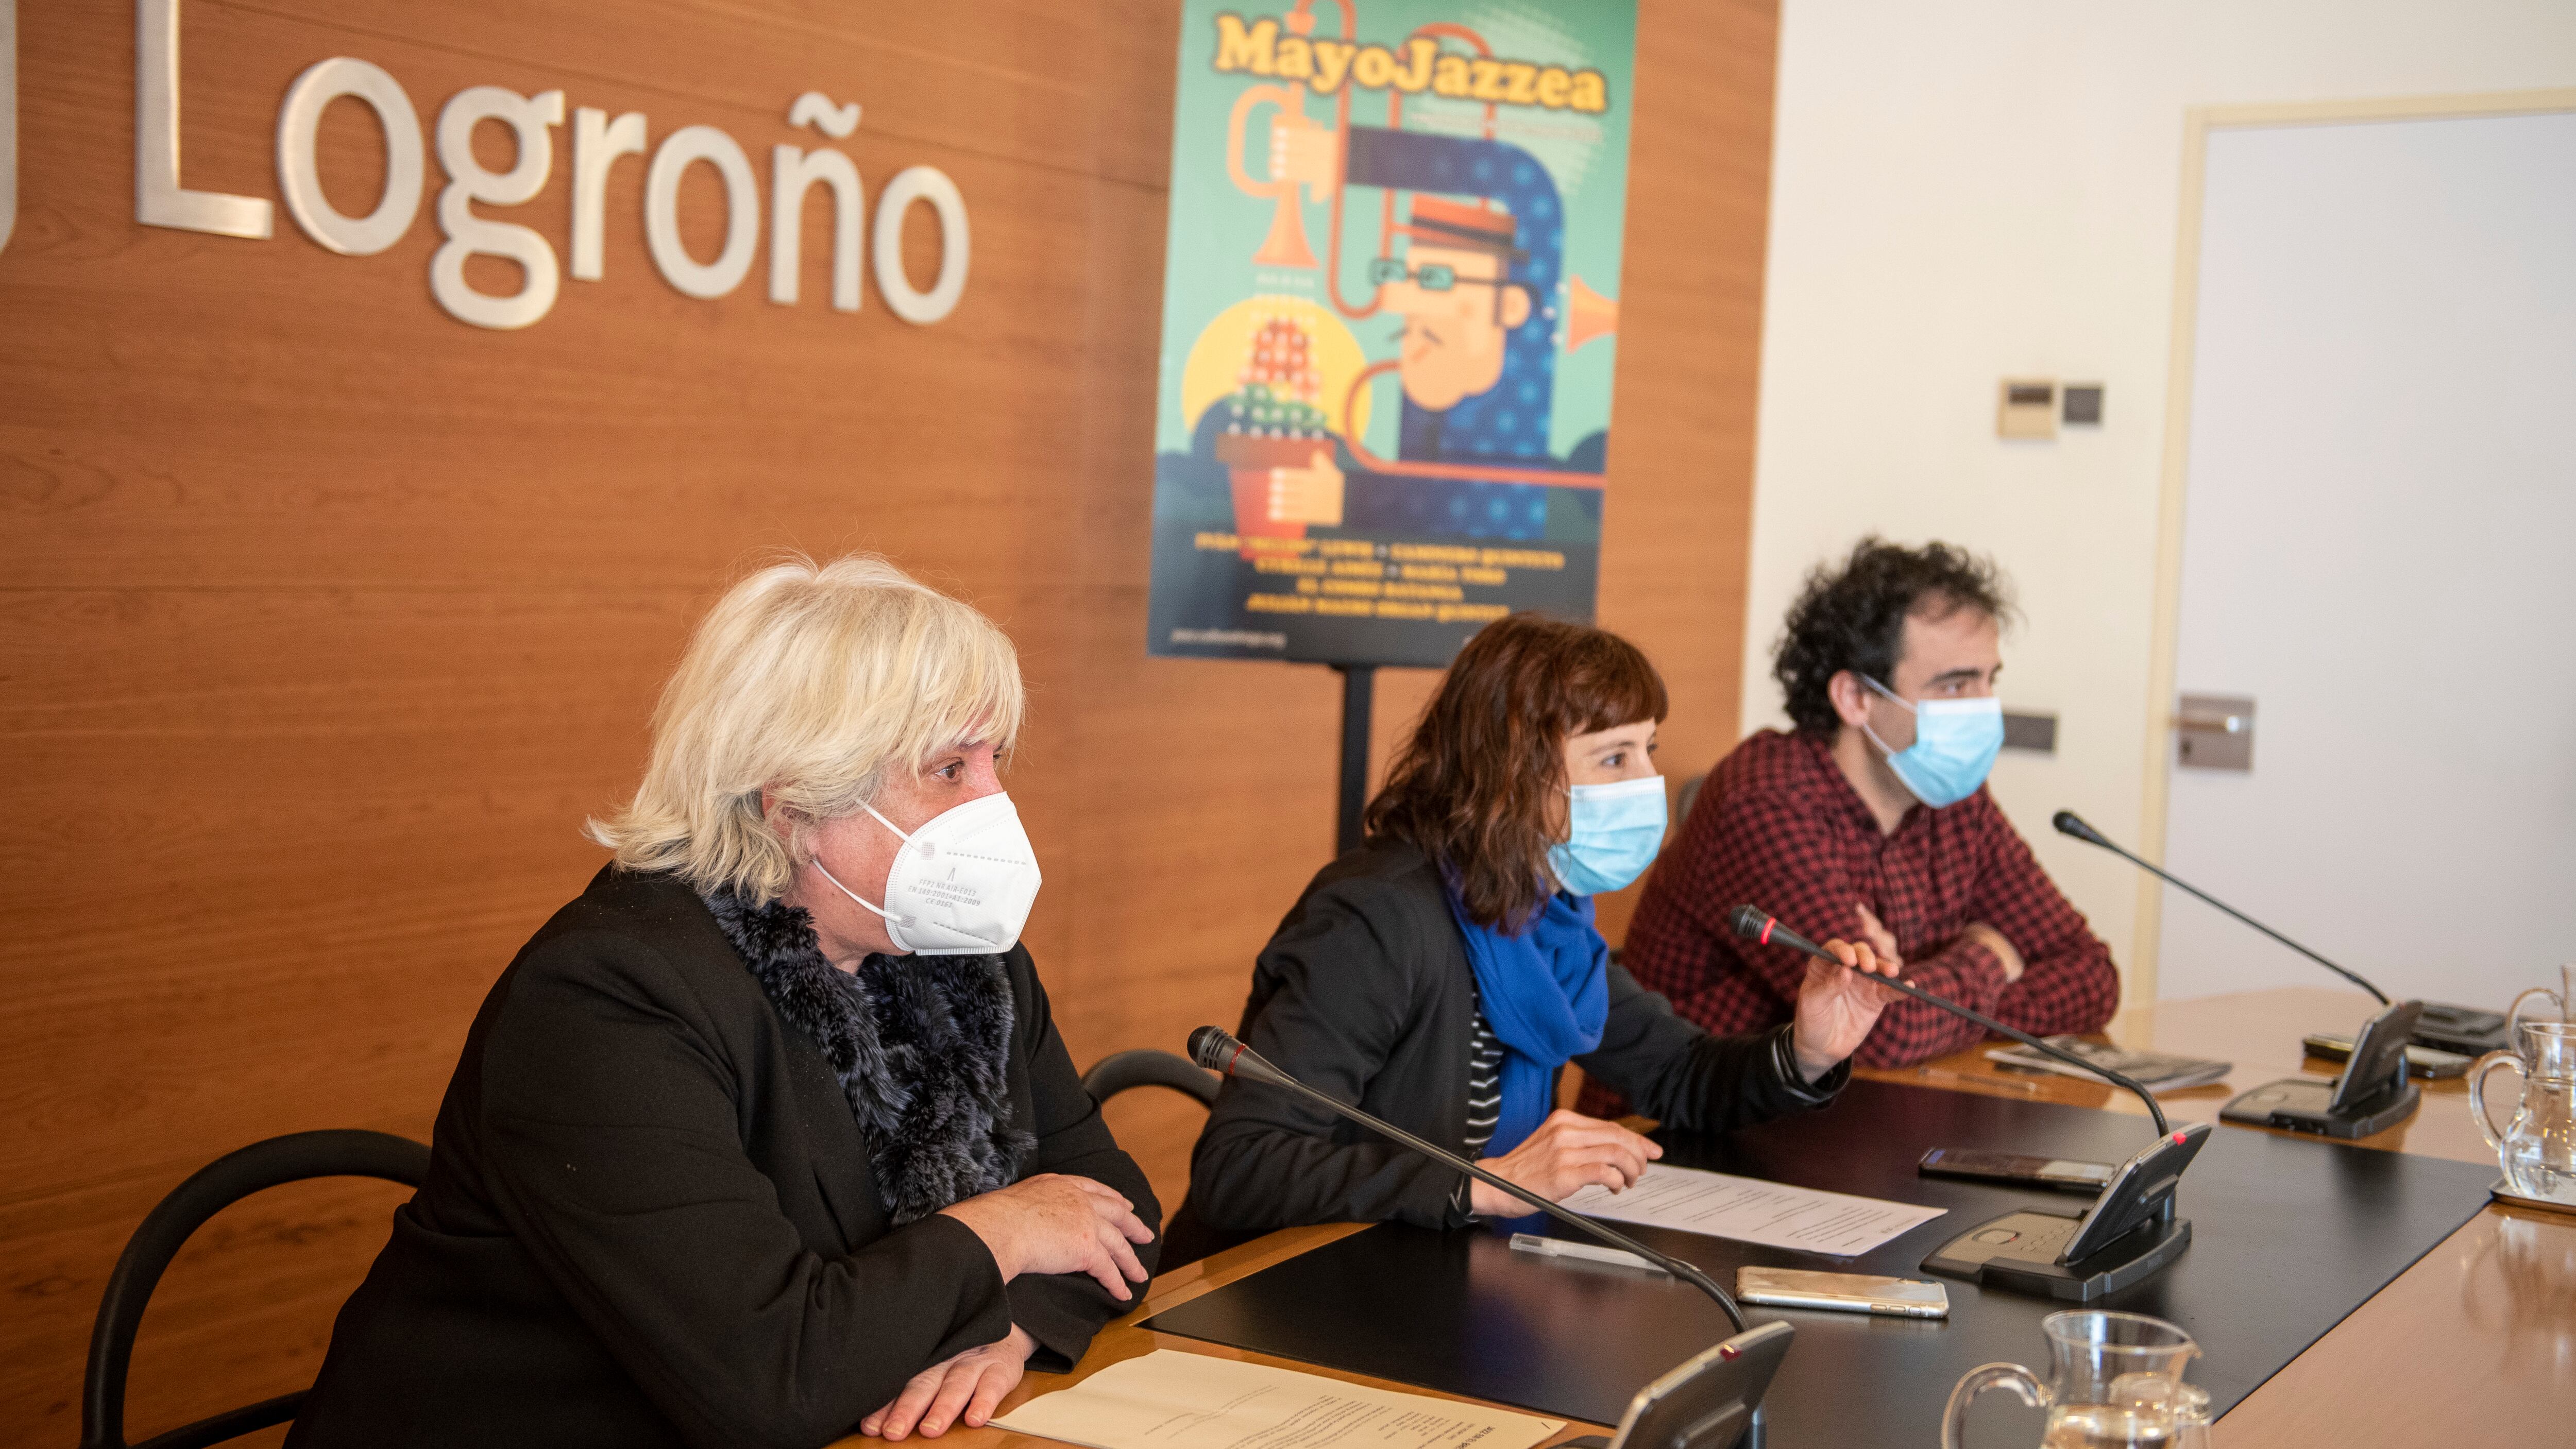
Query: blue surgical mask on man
[
  {"left": 1860, "top": 676, "right": 2004, "bottom": 808},
  {"left": 1547, "top": 775, "right": 1668, "bottom": 896}
]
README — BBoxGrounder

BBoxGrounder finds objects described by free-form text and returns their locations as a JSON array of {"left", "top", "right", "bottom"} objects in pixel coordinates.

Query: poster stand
[{"left": 1331, "top": 663, "right": 1375, "bottom": 856}]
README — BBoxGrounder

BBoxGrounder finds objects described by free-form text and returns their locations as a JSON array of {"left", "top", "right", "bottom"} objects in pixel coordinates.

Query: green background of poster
[{"left": 1146, "top": 0, "right": 1640, "bottom": 667}]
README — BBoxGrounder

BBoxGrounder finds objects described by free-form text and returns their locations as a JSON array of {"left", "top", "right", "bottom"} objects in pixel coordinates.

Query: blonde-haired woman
[{"left": 292, "top": 556, "right": 1158, "bottom": 1449}]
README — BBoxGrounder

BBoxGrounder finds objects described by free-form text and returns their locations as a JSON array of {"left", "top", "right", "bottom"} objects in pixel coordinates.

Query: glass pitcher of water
[
  {"left": 1942, "top": 1310, "right": 2211, "bottom": 1449},
  {"left": 2506, "top": 962, "right": 2575, "bottom": 1037},
  {"left": 2470, "top": 1019, "right": 2576, "bottom": 1204}
]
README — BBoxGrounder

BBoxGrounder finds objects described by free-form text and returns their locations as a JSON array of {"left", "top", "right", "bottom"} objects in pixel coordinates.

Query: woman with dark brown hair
[{"left": 1165, "top": 613, "right": 1904, "bottom": 1262}]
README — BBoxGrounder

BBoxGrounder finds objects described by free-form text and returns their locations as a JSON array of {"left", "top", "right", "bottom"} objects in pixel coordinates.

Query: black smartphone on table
[{"left": 1918, "top": 1147, "right": 2113, "bottom": 1194}]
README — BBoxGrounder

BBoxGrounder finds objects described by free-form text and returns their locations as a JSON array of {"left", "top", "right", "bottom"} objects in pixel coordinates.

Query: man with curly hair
[{"left": 1587, "top": 538, "right": 2119, "bottom": 1082}]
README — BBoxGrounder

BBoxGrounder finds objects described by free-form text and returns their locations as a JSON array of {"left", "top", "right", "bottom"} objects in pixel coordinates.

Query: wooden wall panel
[{"left": 0, "top": 0, "right": 1776, "bottom": 1440}]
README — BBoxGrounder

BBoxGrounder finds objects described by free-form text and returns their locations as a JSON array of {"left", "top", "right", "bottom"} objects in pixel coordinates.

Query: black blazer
[
  {"left": 289, "top": 867, "right": 1159, "bottom": 1449},
  {"left": 1170, "top": 839, "right": 1842, "bottom": 1258}
]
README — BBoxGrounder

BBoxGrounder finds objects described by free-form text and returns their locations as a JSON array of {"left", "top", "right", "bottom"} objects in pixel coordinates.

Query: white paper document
[
  {"left": 992, "top": 1350, "right": 1562, "bottom": 1449},
  {"left": 1559, "top": 1163, "right": 1945, "bottom": 1257}
]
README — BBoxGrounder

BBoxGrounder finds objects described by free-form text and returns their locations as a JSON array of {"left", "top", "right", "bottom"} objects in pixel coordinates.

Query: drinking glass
[
  {"left": 2470, "top": 1019, "right": 2576, "bottom": 1204},
  {"left": 1942, "top": 1310, "right": 2208, "bottom": 1449}
]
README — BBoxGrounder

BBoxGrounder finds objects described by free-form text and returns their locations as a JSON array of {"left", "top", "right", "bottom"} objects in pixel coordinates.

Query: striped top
[
  {"left": 1453, "top": 988, "right": 1834, "bottom": 1220},
  {"left": 1462, "top": 991, "right": 1507, "bottom": 1157}
]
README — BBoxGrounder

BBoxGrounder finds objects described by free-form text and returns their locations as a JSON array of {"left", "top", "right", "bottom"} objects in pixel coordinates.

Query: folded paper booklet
[
  {"left": 991, "top": 1349, "right": 1563, "bottom": 1449},
  {"left": 1985, "top": 1037, "right": 2232, "bottom": 1093}
]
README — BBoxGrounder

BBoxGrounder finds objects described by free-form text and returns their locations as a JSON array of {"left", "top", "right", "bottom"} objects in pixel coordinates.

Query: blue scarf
[{"left": 1441, "top": 879, "right": 1611, "bottom": 1155}]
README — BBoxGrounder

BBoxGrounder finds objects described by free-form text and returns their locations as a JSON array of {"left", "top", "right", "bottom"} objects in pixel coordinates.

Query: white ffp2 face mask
[{"left": 811, "top": 792, "right": 1043, "bottom": 956}]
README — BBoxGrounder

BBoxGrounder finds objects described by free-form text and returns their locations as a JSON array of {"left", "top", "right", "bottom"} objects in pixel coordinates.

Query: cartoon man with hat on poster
[
  {"left": 1160, "top": 109, "right": 1613, "bottom": 547},
  {"left": 1265, "top": 116, "right": 1607, "bottom": 542}
]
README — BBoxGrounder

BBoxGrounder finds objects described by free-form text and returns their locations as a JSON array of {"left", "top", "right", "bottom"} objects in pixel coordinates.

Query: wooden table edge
[{"left": 829, "top": 1218, "right": 1609, "bottom": 1449}]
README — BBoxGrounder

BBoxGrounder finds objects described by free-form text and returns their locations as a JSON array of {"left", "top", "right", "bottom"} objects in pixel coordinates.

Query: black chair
[
  {"left": 1676, "top": 770, "right": 1708, "bottom": 829},
  {"left": 1080, "top": 1049, "right": 1220, "bottom": 1109},
  {"left": 1081, "top": 1050, "right": 1224, "bottom": 1269},
  {"left": 82, "top": 1129, "right": 431, "bottom": 1449}
]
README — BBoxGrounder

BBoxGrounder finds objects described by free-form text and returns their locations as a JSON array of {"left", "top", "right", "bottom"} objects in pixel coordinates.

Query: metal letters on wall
[{"left": 100, "top": 0, "right": 968, "bottom": 332}]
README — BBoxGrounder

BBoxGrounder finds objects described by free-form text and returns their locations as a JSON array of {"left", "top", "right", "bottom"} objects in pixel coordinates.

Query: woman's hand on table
[
  {"left": 1469, "top": 1109, "right": 1662, "bottom": 1215},
  {"left": 1790, "top": 937, "right": 1908, "bottom": 1080},
  {"left": 937, "top": 1172, "right": 1154, "bottom": 1300},
  {"left": 862, "top": 1325, "right": 1035, "bottom": 1439}
]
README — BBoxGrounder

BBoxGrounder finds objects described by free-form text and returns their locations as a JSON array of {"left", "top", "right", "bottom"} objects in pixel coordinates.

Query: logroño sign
[{"left": 4, "top": 0, "right": 971, "bottom": 331}]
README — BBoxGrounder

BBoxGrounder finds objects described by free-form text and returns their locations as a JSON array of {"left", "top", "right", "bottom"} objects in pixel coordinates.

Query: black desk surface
[{"left": 1143, "top": 1079, "right": 2496, "bottom": 1448}]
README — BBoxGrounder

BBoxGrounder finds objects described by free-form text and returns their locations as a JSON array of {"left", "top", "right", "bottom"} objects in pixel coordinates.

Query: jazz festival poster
[{"left": 1146, "top": 1, "right": 1638, "bottom": 667}]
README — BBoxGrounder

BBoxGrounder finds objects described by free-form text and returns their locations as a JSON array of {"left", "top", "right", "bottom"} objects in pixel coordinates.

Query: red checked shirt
[{"left": 1586, "top": 730, "right": 2119, "bottom": 1106}]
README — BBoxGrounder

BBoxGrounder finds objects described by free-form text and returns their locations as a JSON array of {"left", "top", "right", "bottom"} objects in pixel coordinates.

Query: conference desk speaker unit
[
  {"left": 1922, "top": 1123, "right": 2210, "bottom": 1302},
  {"left": 2221, "top": 1000, "right": 2426, "bottom": 1140}
]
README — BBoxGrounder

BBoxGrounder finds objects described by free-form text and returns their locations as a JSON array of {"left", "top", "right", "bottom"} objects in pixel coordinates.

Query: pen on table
[
  {"left": 1915, "top": 1066, "right": 2039, "bottom": 1094},
  {"left": 1509, "top": 1232, "right": 1671, "bottom": 1275}
]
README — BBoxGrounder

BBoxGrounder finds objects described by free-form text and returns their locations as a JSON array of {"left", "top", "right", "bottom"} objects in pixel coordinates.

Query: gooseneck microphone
[
  {"left": 1186, "top": 1026, "right": 1755, "bottom": 1329},
  {"left": 2050, "top": 811, "right": 2390, "bottom": 1005},
  {"left": 1188, "top": 1025, "right": 1779, "bottom": 1448},
  {"left": 1724, "top": 905, "right": 2172, "bottom": 1136}
]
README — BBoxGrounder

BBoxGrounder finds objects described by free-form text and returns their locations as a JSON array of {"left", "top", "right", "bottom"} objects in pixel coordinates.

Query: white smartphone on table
[{"left": 1735, "top": 1266, "right": 1950, "bottom": 1318}]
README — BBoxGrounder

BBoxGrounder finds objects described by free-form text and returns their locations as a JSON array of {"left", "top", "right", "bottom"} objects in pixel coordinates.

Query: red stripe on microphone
[{"left": 1758, "top": 918, "right": 1775, "bottom": 946}]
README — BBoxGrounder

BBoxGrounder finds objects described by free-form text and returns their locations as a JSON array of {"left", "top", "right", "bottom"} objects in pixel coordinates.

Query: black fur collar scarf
[{"left": 701, "top": 889, "right": 1033, "bottom": 1224}]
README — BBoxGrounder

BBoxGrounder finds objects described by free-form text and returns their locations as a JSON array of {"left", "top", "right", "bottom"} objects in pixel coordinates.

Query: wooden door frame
[{"left": 2132, "top": 87, "right": 2576, "bottom": 996}]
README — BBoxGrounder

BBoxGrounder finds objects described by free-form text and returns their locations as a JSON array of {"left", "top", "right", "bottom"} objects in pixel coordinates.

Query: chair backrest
[
  {"left": 1675, "top": 771, "right": 1708, "bottom": 830},
  {"left": 82, "top": 1129, "right": 431, "bottom": 1449},
  {"left": 1080, "top": 1049, "right": 1221, "bottom": 1109}
]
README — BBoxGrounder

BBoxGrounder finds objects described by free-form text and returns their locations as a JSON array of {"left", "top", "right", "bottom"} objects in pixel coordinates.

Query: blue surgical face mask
[
  {"left": 1861, "top": 676, "right": 2003, "bottom": 808},
  {"left": 1547, "top": 775, "right": 1668, "bottom": 896}
]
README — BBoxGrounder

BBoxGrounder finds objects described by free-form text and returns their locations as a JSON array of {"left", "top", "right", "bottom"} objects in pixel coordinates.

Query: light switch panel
[{"left": 1998, "top": 380, "right": 2057, "bottom": 439}]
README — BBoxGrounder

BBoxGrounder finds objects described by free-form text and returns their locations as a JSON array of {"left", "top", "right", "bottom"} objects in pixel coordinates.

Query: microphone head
[
  {"left": 2052, "top": 810, "right": 2108, "bottom": 847},
  {"left": 1724, "top": 905, "right": 1772, "bottom": 942},
  {"left": 1187, "top": 1026, "right": 1239, "bottom": 1073}
]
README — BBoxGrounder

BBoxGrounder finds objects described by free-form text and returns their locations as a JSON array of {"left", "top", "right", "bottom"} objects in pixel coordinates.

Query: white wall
[{"left": 1740, "top": 0, "right": 2576, "bottom": 1001}]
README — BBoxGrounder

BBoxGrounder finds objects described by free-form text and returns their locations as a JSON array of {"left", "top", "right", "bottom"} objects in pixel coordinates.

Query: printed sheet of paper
[
  {"left": 1560, "top": 1163, "right": 1946, "bottom": 1257},
  {"left": 991, "top": 1350, "right": 1562, "bottom": 1449}
]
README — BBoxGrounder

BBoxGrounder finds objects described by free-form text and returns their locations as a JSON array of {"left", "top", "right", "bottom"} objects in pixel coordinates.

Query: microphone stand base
[
  {"left": 1922, "top": 1208, "right": 2193, "bottom": 1303},
  {"left": 2220, "top": 1077, "right": 2421, "bottom": 1139}
]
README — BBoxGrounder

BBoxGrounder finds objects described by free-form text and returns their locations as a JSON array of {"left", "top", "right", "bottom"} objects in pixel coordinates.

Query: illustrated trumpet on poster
[
  {"left": 1229, "top": 79, "right": 1324, "bottom": 269},
  {"left": 1562, "top": 273, "right": 1618, "bottom": 354},
  {"left": 1219, "top": 9, "right": 1624, "bottom": 365}
]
